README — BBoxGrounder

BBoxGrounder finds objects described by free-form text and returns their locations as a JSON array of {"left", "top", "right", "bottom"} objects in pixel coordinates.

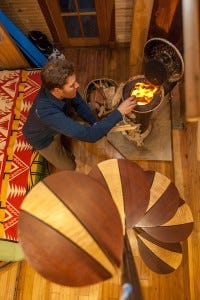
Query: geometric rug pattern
[{"left": 0, "top": 70, "right": 48, "bottom": 261}]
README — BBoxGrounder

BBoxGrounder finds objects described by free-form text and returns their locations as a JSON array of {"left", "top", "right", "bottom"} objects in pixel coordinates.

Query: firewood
[
  {"left": 93, "top": 82, "right": 106, "bottom": 100},
  {"left": 111, "top": 83, "right": 124, "bottom": 108},
  {"left": 89, "top": 89, "right": 105, "bottom": 105},
  {"left": 103, "top": 86, "right": 116, "bottom": 109},
  {"left": 110, "top": 124, "right": 139, "bottom": 132},
  {"left": 98, "top": 105, "right": 105, "bottom": 118},
  {"left": 86, "top": 79, "right": 120, "bottom": 119}
]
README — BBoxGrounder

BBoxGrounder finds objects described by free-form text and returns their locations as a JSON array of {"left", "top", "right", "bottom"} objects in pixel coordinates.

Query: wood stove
[
  {"left": 122, "top": 75, "right": 164, "bottom": 144},
  {"left": 121, "top": 38, "right": 184, "bottom": 146}
]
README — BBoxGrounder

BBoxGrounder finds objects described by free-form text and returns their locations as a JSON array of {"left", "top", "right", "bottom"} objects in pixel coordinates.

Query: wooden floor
[{"left": 0, "top": 47, "right": 199, "bottom": 300}]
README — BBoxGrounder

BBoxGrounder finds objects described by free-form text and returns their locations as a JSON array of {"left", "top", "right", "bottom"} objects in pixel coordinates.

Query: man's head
[{"left": 41, "top": 58, "right": 79, "bottom": 99}]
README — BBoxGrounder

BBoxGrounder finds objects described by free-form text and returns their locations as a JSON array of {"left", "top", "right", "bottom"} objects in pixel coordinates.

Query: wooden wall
[
  {"left": 115, "top": 0, "right": 183, "bottom": 47},
  {"left": 0, "top": 0, "right": 133, "bottom": 46},
  {"left": 0, "top": 0, "right": 183, "bottom": 48},
  {"left": 0, "top": 0, "right": 52, "bottom": 41},
  {"left": 115, "top": 0, "right": 133, "bottom": 43},
  {"left": 0, "top": 24, "right": 29, "bottom": 69}
]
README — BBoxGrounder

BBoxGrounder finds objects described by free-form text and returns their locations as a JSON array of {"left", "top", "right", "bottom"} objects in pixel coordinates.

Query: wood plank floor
[{"left": 0, "top": 47, "right": 199, "bottom": 300}]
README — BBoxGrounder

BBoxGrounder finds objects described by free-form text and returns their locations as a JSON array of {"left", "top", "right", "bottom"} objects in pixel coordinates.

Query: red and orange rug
[{"left": 0, "top": 70, "right": 49, "bottom": 261}]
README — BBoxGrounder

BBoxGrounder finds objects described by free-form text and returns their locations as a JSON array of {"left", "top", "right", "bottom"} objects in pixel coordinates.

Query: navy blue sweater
[{"left": 22, "top": 87, "right": 122, "bottom": 150}]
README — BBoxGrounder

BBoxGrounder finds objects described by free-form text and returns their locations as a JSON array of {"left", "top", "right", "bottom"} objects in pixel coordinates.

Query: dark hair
[{"left": 41, "top": 58, "right": 74, "bottom": 91}]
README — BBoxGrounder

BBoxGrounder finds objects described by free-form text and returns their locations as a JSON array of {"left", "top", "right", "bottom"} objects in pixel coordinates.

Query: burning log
[
  {"left": 130, "top": 82, "right": 159, "bottom": 105},
  {"left": 123, "top": 76, "right": 163, "bottom": 114}
]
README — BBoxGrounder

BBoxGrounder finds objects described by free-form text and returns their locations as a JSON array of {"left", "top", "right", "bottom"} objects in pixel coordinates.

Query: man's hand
[{"left": 117, "top": 97, "right": 137, "bottom": 115}]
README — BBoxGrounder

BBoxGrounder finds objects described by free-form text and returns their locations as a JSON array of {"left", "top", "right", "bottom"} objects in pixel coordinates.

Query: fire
[{"left": 130, "top": 82, "right": 158, "bottom": 105}]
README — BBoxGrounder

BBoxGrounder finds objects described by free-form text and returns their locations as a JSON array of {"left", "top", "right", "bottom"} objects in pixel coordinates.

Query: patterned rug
[{"left": 0, "top": 70, "right": 49, "bottom": 261}]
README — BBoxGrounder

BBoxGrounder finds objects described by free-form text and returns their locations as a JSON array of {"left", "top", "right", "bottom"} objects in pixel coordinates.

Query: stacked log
[{"left": 85, "top": 79, "right": 123, "bottom": 118}]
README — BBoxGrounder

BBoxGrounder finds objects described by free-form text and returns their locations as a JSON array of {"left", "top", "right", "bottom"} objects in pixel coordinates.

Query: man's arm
[
  {"left": 71, "top": 92, "right": 97, "bottom": 125},
  {"left": 37, "top": 104, "right": 122, "bottom": 143},
  {"left": 36, "top": 95, "right": 136, "bottom": 143}
]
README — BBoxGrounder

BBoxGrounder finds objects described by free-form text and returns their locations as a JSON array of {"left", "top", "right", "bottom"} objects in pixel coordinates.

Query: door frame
[{"left": 38, "top": 0, "right": 114, "bottom": 47}]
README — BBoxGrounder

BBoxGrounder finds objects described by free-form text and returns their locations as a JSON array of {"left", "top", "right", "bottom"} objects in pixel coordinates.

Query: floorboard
[{"left": 0, "top": 47, "right": 199, "bottom": 300}]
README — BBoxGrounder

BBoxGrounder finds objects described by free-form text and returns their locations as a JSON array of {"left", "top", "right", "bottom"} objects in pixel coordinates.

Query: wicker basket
[
  {"left": 84, "top": 78, "right": 118, "bottom": 103},
  {"left": 84, "top": 78, "right": 119, "bottom": 119}
]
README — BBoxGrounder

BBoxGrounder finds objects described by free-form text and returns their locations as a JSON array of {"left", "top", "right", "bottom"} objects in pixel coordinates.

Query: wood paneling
[
  {"left": 0, "top": 24, "right": 29, "bottom": 69},
  {"left": 0, "top": 0, "right": 132, "bottom": 46},
  {"left": 182, "top": 0, "right": 200, "bottom": 121},
  {"left": 115, "top": 0, "right": 133, "bottom": 43},
  {"left": 0, "top": 47, "right": 199, "bottom": 300},
  {"left": 182, "top": 0, "right": 200, "bottom": 161}
]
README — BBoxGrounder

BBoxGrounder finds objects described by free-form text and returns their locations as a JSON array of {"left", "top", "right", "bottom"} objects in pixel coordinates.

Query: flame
[{"left": 130, "top": 82, "right": 158, "bottom": 105}]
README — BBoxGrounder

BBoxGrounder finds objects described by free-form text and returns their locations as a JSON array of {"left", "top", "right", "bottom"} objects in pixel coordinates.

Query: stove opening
[{"left": 130, "top": 82, "right": 159, "bottom": 106}]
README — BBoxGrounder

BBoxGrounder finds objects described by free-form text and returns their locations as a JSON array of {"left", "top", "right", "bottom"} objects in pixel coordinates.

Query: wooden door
[{"left": 40, "top": 0, "right": 114, "bottom": 47}]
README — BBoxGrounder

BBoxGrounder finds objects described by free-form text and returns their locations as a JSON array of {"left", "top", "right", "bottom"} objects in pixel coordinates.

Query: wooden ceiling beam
[{"left": 129, "top": 0, "right": 154, "bottom": 76}]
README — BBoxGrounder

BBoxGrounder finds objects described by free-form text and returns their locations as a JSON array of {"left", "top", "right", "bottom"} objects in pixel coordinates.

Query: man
[{"left": 22, "top": 58, "right": 136, "bottom": 171}]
